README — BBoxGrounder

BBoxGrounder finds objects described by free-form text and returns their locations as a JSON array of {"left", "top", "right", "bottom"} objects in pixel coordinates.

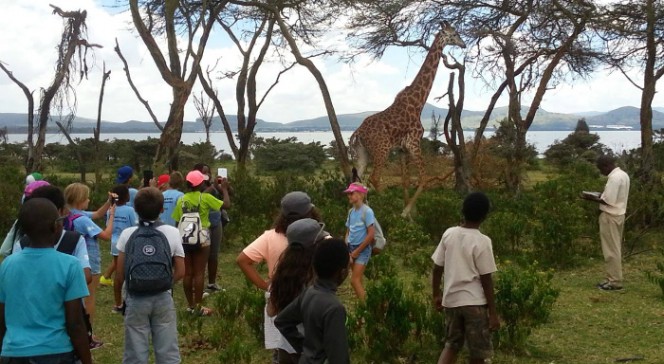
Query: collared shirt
[
  {"left": 600, "top": 167, "right": 630, "bottom": 216},
  {"left": 275, "top": 279, "right": 350, "bottom": 364}
]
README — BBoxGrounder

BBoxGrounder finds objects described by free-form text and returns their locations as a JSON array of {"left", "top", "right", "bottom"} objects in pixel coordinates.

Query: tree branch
[{"left": 114, "top": 38, "right": 163, "bottom": 131}]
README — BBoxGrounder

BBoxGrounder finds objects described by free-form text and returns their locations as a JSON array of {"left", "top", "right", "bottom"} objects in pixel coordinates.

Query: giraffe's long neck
[{"left": 402, "top": 31, "right": 446, "bottom": 109}]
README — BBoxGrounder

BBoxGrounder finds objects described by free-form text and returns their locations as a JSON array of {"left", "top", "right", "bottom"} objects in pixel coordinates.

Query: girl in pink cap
[
  {"left": 172, "top": 170, "right": 228, "bottom": 316},
  {"left": 343, "top": 182, "right": 375, "bottom": 300}
]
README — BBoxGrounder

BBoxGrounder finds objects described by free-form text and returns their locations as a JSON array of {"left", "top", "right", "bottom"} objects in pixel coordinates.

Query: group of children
[{"left": 1, "top": 166, "right": 501, "bottom": 364}]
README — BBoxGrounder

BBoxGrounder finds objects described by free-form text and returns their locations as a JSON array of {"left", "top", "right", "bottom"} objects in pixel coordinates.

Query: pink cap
[
  {"left": 24, "top": 180, "right": 50, "bottom": 198},
  {"left": 343, "top": 182, "right": 368, "bottom": 194},
  {"left": 186, "top": 170, "right": 209, "bottom": 187}
]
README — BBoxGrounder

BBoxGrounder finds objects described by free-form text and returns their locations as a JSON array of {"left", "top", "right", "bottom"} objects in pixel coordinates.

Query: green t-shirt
[{"left": 172, "top": 191, "right": 223, "bottom": 229}]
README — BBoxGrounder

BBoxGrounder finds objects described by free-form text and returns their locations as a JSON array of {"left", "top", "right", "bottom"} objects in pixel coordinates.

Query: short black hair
[
  {"left": 133, "top": 187, "right": 164, "bottom": 221},
  {"left": 462, "top": 192, "right": 490, "bottom": 223},
  {"left": 26, "top": 185, "right": 65, "bottom": 210},
  {"left": 112, "top": 184, "right": 130, "bottom": 205},
  {"left": 18, "top": 198, "right": 59, "bottom": 239},
  {"left": 596, "top": 154, "right": 616, "bottom": 168},
  {"left": 314, "top": 238, "right": 349, "bottom": 279}
]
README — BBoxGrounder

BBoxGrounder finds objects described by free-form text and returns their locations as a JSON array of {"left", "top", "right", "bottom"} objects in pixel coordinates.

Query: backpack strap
[
  {"left": 64, "top": 213, "right": 83, "bottom": 231},
  {"left": 57, "top": 231, "right": 81, "bottom": 255}
]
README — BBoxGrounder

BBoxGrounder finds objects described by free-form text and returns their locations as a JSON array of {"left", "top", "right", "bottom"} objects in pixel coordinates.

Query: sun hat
[
  {"left": 157, "top": 174, "right": 170, "bottom": 187},
  {"left": 25, "top": 172, "right": 43, "bottom": 185},
  {"left": 286, "top": 218, "right": 330, "bottom": 248},
  {"left": 24, "top": 180, "right": 50, "bottom": 198},
  {"left": 281, "top": 191, "right": 314, "bottom": 218},
  {"left": 343, "top": 182, "right": 368, "bottom": 194},
  {"left": 116, "top": 165, "right": 134, "bottom": 184},
  {"left": 186, "top": 170, "right": 209, "bottom": 187}
]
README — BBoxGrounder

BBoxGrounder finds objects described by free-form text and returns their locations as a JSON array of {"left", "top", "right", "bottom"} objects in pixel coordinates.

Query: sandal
[{"left": 199, "top": 306, "right": 213, "bottom": 316}]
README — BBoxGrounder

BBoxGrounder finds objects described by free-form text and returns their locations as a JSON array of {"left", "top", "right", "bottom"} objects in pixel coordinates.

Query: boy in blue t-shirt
[
  {"left": 101, "top": 186, "right": 138, "bottom": 308},
  {"left": 344, "top": 182, "right": 375, "bottom": 301},
  {"left": 0, "top": 198, "right": 91, "bottom": 364}
]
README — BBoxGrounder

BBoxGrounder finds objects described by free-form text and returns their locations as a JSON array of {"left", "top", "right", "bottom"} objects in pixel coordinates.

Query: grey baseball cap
[
  {"left": 286, "top": 218, "right": 330, "bottom": 248},
  {"left": 281, "top": 191, "right": 314, "bottom": 218}
]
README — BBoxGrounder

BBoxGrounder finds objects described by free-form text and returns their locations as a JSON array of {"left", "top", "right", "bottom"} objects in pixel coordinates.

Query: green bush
[
  {"left": 494, "top": 261, "right": 559, "bottom": 351},
  {"left": 646, "top": 247, "right": 664, "bottom": 299},
  {"left": 252, "top": 137, "right": 326, "bottom": 174}
]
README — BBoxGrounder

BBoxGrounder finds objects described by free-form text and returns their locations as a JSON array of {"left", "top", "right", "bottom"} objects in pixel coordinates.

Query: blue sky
[{"left": 0, "top": 0, "right": 661, "bottom": 124}]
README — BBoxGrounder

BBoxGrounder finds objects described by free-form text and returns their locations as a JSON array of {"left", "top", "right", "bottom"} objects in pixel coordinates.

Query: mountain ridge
[{"left": 1, "top": 104, "right": 663, "bottom": 134}]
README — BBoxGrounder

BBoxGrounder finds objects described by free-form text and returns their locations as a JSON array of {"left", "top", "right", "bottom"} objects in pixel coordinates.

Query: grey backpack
[{"left": 124, "top": 221, "right": 173, "bottom": 294}]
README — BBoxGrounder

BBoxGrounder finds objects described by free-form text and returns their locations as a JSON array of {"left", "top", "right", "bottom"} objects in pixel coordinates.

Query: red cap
[{"left": 157, "top": 174, "right": 170, "bottom": 187}]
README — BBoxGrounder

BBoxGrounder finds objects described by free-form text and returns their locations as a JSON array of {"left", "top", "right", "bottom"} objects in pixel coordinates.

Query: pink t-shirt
[{"left": 242, "top": 229, "right": 288, "bottom": 279}]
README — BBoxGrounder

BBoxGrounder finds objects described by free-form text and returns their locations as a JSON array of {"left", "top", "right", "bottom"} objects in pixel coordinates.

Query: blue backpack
[{"left": 124, "top": 221, "right": 173, "bottom": 295}]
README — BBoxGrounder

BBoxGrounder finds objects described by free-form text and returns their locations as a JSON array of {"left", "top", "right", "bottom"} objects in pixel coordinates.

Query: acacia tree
[
  {"left": 227, "top": 0, "right": 353, "bottom": 178},
  {"left": 0, "top": 5, "right": 100, "bottom": 173},
  {"left": 128, "top": 0, "right": 226, "bottom": 170},
  {"left": 598, "top": 0, "right": 664, "bottom": 182},
  {"left": 346, "top": 0, "right": 599, "bottom": 190}
]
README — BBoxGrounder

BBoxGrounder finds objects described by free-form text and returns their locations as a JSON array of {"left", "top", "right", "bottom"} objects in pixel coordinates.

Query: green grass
[{"left": 88, "top": 235, "right": 664, "bottom": 363}]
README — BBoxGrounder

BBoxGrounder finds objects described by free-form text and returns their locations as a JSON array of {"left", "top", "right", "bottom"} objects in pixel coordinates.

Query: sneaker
[
  {"left": 597, "top": 282, "right": 623, "bottom": 291},
  {"left": 89, "top": 339, "right": 104, "bottom": 350},
  {"left": 202, "top": 292, "right": 210, "bottom": 299},
  {"left": 206, "top": 283, "right": 224, "bottom": 292},
  {"left": 99, "top": 276, "right": 113, "bottom": 286},
  {"left": 111, "top": 305, "right": 124, "bottom": 314}
]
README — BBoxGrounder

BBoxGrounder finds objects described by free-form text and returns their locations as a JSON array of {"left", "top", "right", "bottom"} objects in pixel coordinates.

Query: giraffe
[{"left": 349, "top": 22, "right": 466, "bottom": 217}]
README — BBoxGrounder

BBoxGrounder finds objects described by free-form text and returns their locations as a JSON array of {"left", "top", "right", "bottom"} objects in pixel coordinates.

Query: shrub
[
  {"left": 646, "top": 246, "right": 664, "bottom": 298},
  {"left": 252, "top": 137, "right": 326, "bottom": 174},
  {"left": 494, "top": 261, "right": 559, "bottom": 351}
]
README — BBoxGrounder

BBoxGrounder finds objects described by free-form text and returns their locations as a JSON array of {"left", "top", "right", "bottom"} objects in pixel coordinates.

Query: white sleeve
[
  {"left": 116, "top": 228, "right": 133, "bottom": 253},
  {"left": 474, "top": 237, "right": 497, "bottom": 275},
  {"left": 431, "top": 236, "right": 446, "bottom": 267},
  {"left": 601, "top": 175, "right": 621, "bottom": 207}
]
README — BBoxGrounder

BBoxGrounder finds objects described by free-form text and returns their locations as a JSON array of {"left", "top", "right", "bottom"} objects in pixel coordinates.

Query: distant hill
[
  {"left": 2, "top": 104, "right": 664, "bottom": 134},
  {"left": 587, "top": 106, "right": 664, "bottom": 128}
]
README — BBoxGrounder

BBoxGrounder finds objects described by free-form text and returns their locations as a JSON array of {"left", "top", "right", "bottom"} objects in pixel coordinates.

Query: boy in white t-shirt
[{"left": 431, "top": 192, "right": 500, "bottom": 364}]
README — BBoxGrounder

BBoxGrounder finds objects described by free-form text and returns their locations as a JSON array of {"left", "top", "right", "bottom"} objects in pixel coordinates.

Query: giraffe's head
[{"left": 437, "top": 21, "right": 466, "bottom": 49}]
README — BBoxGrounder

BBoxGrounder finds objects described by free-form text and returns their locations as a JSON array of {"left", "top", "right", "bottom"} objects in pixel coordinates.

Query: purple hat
[{"left": 24, "top": 180, "right": 50, "bottom": 198}]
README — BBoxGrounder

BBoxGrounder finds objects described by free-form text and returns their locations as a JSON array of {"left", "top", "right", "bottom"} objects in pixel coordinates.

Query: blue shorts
[
  {"left": 86, "top": 239, "right": 101, "bottom": 275},
  {"left": 349, "top": 244, "right": 371, "bottom": 265}
]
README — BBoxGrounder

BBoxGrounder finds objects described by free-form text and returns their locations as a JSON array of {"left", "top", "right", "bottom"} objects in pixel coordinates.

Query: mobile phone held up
[
  {"left": 143, "top": 170, "right": 153, "bottom": 188},
  {"left": 217, "top": 168, "right": 228, "bottom": 179}
]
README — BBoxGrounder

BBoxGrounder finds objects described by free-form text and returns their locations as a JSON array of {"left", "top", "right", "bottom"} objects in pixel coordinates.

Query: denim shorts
[
  {"left": 349, "top": 244, "right": 371, "bottom": 265},
  {"left": 86, "top": 239, "right": 101, "bottom": 275},
  {"left": 110, "top": 240, "right": 119, "bottom": 257}
]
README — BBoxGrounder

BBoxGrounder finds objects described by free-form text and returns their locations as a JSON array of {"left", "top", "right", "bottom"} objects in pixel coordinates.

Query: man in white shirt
[{"left": 583, "top": 155, "right": 630, "bottom": 290}]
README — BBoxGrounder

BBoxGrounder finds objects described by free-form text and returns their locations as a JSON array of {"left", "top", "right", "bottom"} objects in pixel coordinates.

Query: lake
[{"left": 5, "top": 130, "right": 643, "bottom": 154}]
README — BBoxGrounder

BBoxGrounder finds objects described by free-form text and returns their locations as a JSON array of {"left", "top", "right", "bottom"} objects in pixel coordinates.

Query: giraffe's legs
[
  {"left": 402, "top": 139, "right": 426, "bottom": 218},
  {"left": 400, "top": 151, "right": 411, "bottom": 203}
]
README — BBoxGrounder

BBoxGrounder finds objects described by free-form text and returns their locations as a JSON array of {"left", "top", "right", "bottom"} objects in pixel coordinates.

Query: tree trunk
[
  {"left": 639, "top": 0, "right": 656, "bottom": 183},
  {"left": 273, "top": 14, "right": 352, "bottom": 179},
  {"left": 94, "top": 65, "right": 111, "bottom": 185},
  {"left": 155, "top": 87, "right": 189, "bottom": 171}
]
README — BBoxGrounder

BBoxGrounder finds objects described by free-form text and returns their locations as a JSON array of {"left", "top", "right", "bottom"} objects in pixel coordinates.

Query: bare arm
[
  {"left": 432, "top": 264, "right": 444, "bottom": 311},
  {"left": 172, "top": 256, "right": 185, "bottom": 283},
  {"left": 97, "top": 204, "right": 116, "bottom": 241},
  {"left": 83, "top": 267, "right": 92, "bottom": 285},
  {"left": 216, "top": 178, "right": 232, "bottom": 209},
  {"left": 479, "top": 273, "right": 500, "bottom": 331},
  {"left": 65, "top": 299, "right": 92, "bottom": 364},
  {"left": 236, "top": 252, "right": 268, "bottom": 290}
]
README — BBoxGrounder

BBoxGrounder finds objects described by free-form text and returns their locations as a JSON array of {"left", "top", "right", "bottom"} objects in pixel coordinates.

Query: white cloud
[{"left": 0, "top": 0, "right": 661, "bottom": 127}]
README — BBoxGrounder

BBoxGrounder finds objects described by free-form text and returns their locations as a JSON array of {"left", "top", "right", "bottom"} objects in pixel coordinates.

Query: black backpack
[
  {"left": 124, "top": 221, "right": 173, "bottom": 295},
  {"left": 18, "top": 230, "right": 80, "bottom": 255}
]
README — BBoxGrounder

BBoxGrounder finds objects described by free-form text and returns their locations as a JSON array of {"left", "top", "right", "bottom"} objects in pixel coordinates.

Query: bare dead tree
[
  {"left": 441, "top": 55, "right": 471, "bottom": 193},
  {"left": 128, "top": 0, "right": 227, "bottom": 171},
  {"left": 198, "top": 64, "right": 239, "bottom": 159},
  {"left": 230, "top": 0, "right": 352, "bottom": 179},
  {"left": 0, "top": 4, "right": 100, "bottom": 173},
  {"left": 93, "top": 63, "right": 111, "bottom": 185},
  {"left": 55, "top": 115, "right": 86, "bottom": 182},
  {"left": 192, "top": 91, "right": 214, "bottom": 144},
  {"left": 0, "top": 62, "right": 35, "bottom": 172},
  {"left": 114, "top": 38, "right": 163, "bottom": 132}
]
